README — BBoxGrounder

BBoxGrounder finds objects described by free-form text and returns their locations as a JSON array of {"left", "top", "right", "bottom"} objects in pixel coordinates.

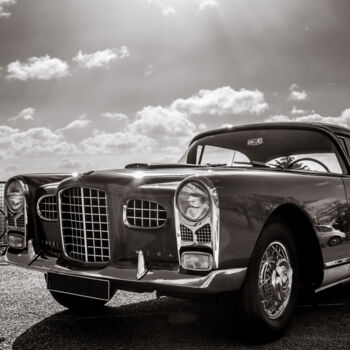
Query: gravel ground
[{"left": 1, "top": 258, "right": 350, "bottom": 349}]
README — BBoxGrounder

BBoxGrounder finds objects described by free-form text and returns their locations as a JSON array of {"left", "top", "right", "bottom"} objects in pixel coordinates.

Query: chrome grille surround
[
  {"left": 124, "top": 199, "right": 167, "bottom": 229},
  {"left": 59, "top": 187, "right": 110, "bottom": 263},
  {"left": 37, "top": 194, "right": 58, "bottom": 221}
]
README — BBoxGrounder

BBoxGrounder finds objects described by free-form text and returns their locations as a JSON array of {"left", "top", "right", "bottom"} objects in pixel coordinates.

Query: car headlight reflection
[
  {"left": 176, "top": 181, "right": 210, "bottom": 221},
  {"left": 6, "top": 180, "right": 25, "bottom": 212}
]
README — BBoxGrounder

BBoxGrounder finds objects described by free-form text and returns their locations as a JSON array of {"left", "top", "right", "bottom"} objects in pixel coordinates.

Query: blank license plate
[{"left": 47, "top": 273, "right": 110, "bottom": 301}]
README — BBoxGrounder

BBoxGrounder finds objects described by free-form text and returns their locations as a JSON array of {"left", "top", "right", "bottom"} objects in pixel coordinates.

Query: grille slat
[
  {"left": 125, "top": 199, "right": 167, "bottom": 229},
  {"left": 60, "top": 187, "right": 110, "bottom": 263},
  {"left": 38, "top": 195, "right": 58, "bottom": 221}
]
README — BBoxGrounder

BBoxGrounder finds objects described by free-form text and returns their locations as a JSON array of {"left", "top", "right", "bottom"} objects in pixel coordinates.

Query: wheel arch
[{"left": 263, "top": 204, "right": 324, "bottom": 289}]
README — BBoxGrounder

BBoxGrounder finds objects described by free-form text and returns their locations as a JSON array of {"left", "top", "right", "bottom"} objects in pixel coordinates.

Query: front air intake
[
  {"left": 60, "top": 187, "right": 110, "bottom": 263},
  {"left": 124, "top": 199, "right": 167, "bottom": 229},
  {"left": 37, "top": 195, "right": 58, "bottom": 221}
]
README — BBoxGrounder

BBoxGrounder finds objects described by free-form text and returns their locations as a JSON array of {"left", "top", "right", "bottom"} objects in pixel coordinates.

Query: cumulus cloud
[
  {"left": 288, "top": 90, "right": 308, "bottom": 101},
  {"left": 0, "top": 0, "right": 15, "bottom": 18},
  {"left": 171, "top": 87, "right": 268, "bottom": 115},
  {"left": 7, "top": 55, "right": 69, "bottom": 81},
  {"left": 57, "top": 115, "right": 91, "bottom": 133},
  {"left": 195, "top": 0, "right": 218, "bottom": 10},
  {"left": 289, "top": 83, "right": 299, "bottom": 91},
  {"left": 266, "top": 108, "right": 350, "bottom": 128},
  {"left": 73, "top": 47, "right": 129, "bottom": 69},
  {"left": 147, "top": 0, "right": 175, "bottom": 16},
  {"left": 58, "top": 158, "right": 83, "bottom": 170},
  {"left": 80, "top": 130, "right": 156, "bottom": 155},
  {"left": 130, "top": 106, "right": 199, "bottom": 143},
  {"left": 290, "top": 106, "right": 310, "bottom": 115},
  {"left": 101, "top": 112, "right": 128, "bottom": 122},
  {"left": 144, "top": 63, "right": 156, "bottom": 76},
  {"left": 0, "top": 126, "right": 77, "bottom": 159},
  {"left": 9, "top": 107, "right": 35, "bottom": 122}
]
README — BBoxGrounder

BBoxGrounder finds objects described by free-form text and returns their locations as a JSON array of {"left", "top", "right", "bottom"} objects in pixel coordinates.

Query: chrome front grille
[
  {"left": 125, "top": 199, "right": 167, "bottom": 229},
  {"left": 60, "top": 187, "right": 110, "bottom": 263},
  {"left": 180, "top": 224, "right": 212, "bottom": 244},
  {"left": 37, "top": 195, "right": 57, "bottom": 221}
]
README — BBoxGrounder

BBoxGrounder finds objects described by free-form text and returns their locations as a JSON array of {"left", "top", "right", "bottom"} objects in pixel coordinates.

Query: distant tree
[{"left": 273, "top": 156, "right": 308, "bottom": 170}]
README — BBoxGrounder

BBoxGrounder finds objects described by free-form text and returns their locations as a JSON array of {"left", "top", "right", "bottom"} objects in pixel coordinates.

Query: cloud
[
  {"left": 59, "top": 115, "right": 90, "bottom": 131},
  {"left": 147, "top": 0, "right": 175, "bottom": 16},
  {"left": 195, "top": 0, "right": 219, "bottom": 10},
  {"left": 130, "top": 106, "right": 199, "bottom": 143},
  {"left": 171, "top": 87, "right": 268, "bottom": 115},
  {"left": 9, "top": 107, "right": 35, "bottom": 122},
  {"left": 73, "top": 47, "right": 129, "bottom": 69},
  {"left": 266, "top": 108, "right": 350, "bottom": 128},
  {"left": 0, "top": 126, "right": 77, "bottom": 159},
  {"left": 289, "top": 83, "right": 299, "bottom": 91},
  {"left": 144, "top": 63, "right": 156, "bottom": 76},
  {"left": 101, "top": 112, "right": 128, "bottom": 122},
  {"left": 0, "top": 0, "right": 15, "bottom": 18},
  {"left": 290, "top": 106, "right": 310, "bottom": 115},
  {"left": 288, "top": 90, "right": 308, "bottom": 101},
  {"left": 80, "top": 129, "right": 156, "bottom": 155},
  {"left": 7, "top": 55, "right": 69, "bottom": 81},
  {"left": 58, "top": 158, "right": 83, "bottom": 170}
]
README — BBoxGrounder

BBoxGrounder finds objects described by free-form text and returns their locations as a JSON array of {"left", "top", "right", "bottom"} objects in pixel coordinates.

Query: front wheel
[
  {"left": 239, "top": 219, "right": 299, "bottom": 342},
  {"left": 49, "top": 290, "right": 108, "bottom": 313}
]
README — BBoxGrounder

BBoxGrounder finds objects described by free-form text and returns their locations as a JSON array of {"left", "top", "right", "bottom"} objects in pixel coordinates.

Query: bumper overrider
[{"left": 5, "top": 175, "right": 247, "bottom": 298}]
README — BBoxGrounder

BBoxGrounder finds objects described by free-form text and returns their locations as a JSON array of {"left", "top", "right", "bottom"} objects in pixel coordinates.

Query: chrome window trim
[
  {"left": 37, "top": 194, "right": 58, "bottom": 222},
  {"left": 174, "top": 177, "right": 220, "bottom": 269},
  {"left": 58, "top": 186, "right": 111, "bottom": 264},
  {"left": 123, "top": 199, "right": 167, "bottom": 229}
]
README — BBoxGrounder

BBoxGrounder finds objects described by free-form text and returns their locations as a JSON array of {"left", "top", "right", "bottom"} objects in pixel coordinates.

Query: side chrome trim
[{"left": 37, "top": 194, "right": 58, "bottom": 222}]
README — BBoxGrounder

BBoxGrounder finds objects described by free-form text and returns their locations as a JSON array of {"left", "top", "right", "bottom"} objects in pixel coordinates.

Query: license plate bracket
[{"left": 46, "top": 273, "right": 110, "bottom": 301}]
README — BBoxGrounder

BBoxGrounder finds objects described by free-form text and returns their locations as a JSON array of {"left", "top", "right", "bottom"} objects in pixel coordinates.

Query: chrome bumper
[{"left": 6, "top": 251, "right": 247, "bottom": 295}]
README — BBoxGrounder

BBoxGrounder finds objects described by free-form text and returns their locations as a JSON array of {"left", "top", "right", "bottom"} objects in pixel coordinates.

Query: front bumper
[{"left": 6, "top": 250, "right": 247, "bottom": 296}]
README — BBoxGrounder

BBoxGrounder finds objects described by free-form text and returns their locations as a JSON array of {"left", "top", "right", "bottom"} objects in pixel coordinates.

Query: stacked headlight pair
[
  {"left": 6, "top": 180, "right": 26, "bottom": 249},
  {"left": 176, "top": 180, "right": 214, "bottom": 271}
]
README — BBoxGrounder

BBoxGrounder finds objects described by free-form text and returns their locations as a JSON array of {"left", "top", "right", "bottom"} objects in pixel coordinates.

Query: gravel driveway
[{"left": 1, "top": 258, "right": 350, "bottom": 349}]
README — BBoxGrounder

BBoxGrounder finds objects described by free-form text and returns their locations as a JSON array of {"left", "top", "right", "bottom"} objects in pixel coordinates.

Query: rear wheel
[
  {"left": 49, "top": 290, "right": 108, "bottom": 313},
  {"left": 239, "top": 219, "right": 299, "bottom": 342}
]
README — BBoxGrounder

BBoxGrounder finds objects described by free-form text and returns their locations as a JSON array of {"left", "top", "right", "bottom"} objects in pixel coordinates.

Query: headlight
[
  {"left": 176, "top": 181, "right": 210, "bottom": 221},
  {"left": 6, "top": 180, "right": 25, "bottom": 212}
]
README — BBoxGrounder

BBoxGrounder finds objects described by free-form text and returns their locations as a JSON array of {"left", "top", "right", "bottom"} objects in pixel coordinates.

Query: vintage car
[{"left": 5, "top": 122, "right": 350, "bottom": 341}]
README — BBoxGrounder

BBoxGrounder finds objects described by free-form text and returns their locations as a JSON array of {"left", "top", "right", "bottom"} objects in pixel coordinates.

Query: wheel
[
  {"left": 49, "top": 290, "right": 108, "bottom": 313},
  {"left": 239, "top": 219, "right": 299, "bottom": 342},
  {"left": 328, "top": 236, "right": 341, "bottom": 246}
]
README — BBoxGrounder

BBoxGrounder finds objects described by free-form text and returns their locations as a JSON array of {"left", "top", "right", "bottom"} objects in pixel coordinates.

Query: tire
[
  {"left": 239, "top": 219, "right": 299, "bottom": 343},
  {"left": 49, "top": 290, "right": 108, "bottom": 313}
]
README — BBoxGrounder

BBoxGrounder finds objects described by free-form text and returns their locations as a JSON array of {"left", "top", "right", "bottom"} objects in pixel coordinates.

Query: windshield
[{"left": 178, "top": 128, "right": 345, "bottom": 174}]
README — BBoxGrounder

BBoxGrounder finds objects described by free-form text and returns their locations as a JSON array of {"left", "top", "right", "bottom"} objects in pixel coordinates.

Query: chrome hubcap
[{"left": 258, "top": 241, "right": 293, "bottom": 319}]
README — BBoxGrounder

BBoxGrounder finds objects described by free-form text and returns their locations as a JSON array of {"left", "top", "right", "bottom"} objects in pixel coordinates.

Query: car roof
[{"left": 190, "top": 122, "right": 350, "bottom": 145}]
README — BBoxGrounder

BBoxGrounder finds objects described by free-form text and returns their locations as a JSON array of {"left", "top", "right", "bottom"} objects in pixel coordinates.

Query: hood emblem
[{"left": 136, "top": 250, "right": 148, "bottom": 280}]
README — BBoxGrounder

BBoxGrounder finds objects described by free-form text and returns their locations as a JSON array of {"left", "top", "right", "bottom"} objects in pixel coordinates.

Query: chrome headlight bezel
[
  {"left": 6, "top": 180, "right": 25, "bottom": 213},
  {"left": 176, "top": 180, "right": 211, "bottom": 222}
]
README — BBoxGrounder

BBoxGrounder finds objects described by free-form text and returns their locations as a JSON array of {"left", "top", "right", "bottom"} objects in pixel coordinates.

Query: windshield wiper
[
  {"left": 233, "top": 161, "right": 284, "bottom": 170},
  {"left": 202, "top": 163, "right": 228, "bottom": 167}
]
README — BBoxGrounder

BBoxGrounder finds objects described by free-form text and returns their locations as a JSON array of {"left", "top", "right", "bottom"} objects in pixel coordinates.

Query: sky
[{"left": 0, "top": 0, "right": 350, "bottom": 179}]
